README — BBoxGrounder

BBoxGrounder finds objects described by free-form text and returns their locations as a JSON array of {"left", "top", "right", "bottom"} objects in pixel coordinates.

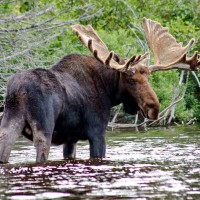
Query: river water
[{"left": 0, "top": 125, "right": 200, "bottom": 199}]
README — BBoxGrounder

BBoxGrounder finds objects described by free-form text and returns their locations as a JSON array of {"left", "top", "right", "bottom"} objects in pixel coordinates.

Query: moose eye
[
  {"left": 129, "top": 79, "right": 135, "bottom": 85},
  {"left": 140, "top": 69, "right": 146, "bottom": 74}
]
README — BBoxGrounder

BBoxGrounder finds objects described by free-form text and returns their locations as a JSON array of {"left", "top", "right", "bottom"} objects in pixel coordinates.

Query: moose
[{"left": 0, "top": 18, "right": 199, "bottom": 163}]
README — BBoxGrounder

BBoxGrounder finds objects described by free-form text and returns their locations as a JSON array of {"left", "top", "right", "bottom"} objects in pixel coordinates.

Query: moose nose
[
  {"left": 147, "top": 106, "right": 159, "bottom": 120},
  {"left": 145, "top": 101, "right": 160, "bottom": 120}
]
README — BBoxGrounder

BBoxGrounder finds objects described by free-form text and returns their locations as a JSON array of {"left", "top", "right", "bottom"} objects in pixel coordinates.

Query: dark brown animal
[
  {"left": 0, "top": 18, "right": 199, "bottom": 163},
  {"left": 0, "top": 52, "right": 159, "bottom": 163}
]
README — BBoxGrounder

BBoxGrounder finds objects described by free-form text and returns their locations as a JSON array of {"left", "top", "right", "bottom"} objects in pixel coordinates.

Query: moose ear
[
  {"left": 128, "top": 66, "right": 136, "bottom": 74},
  {"left": 124, "top": 67, "right": 135, "bottom": 76}
]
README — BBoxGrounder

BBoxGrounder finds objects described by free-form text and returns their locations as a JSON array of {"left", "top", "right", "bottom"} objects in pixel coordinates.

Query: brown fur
[{"left": 0, "top": 54, "right": 159, "bottom": 163}]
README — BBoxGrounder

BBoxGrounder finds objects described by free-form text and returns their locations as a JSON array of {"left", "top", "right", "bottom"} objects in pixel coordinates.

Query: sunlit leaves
[{"left": 0, "top": 0, "right": 200, "bottom": 122}]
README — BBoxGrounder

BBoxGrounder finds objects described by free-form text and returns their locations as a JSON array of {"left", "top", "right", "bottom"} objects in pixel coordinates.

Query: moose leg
[
  {"left": 34, "top": 132, "right": 51, "bottom": 163},
  {"left": 88, "top": 128, "right": 106, "bottom": 158},
  {"left": 0, "top": 117, "right": 24, "bottom": 163},
  {"left": 30, "top": 122, "right": 53, "bottom": 163},
  {"left": 63, "top": 141, "right": 77, "bottom": 159}
]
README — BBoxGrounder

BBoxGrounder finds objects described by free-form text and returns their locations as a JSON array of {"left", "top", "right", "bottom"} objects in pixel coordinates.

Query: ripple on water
[{"left": 1, "top": 126, "right": 200, "bottom": 199}]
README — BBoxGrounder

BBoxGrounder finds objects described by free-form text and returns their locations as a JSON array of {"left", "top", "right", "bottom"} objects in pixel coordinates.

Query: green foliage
[
  {"left": 0, "top": 0, "right": 200, "bottom": 123},
  {"left": 150, "top": 71, "right": 179, "bottom": 110},
  {"left": 184, "top": 76, "right": 200, "bottom": 121}
]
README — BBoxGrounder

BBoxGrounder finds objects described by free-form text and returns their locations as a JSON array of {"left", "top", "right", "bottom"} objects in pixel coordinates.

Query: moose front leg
[
  {"left": 88, "top": 131, "right": 106, "bottom": 158},
  {"left": 63, "top": 141, "right": 77, "bottom": 159},
  {"left": 89, "top": 135, "right": 106, "bottom": 158}
]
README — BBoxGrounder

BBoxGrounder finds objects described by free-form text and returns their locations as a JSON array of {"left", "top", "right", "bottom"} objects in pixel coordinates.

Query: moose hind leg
[
  {"left": 34, "top": 133, "right": 51, "bottom": 163},
  {"left": 33, "top": 131, "right": 52, "bottom": 163},
  {"left": 63, "top": 141, "right": 77, "bottom": 159},
  {"left": 30, "top": 120, "right": 53, "bottom": 163},
  {"left": 0, "top": 119, "right": 24, "bottom": 163}
]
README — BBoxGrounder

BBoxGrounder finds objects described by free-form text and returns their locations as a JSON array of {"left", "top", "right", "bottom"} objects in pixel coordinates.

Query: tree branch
[{"left": 0, "top": 32, "right": 62, "bottom": 62}]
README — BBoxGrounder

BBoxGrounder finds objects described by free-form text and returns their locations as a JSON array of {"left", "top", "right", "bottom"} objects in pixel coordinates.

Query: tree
[
  {"left": 0, "top": 0, "right": 200, "bottom": 125},
  {"left": 0, "top": 0, "right": 102, "bottom": 105}
]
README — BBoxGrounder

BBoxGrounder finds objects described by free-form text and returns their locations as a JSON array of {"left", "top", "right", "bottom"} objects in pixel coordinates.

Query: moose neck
[
  {"left": 51, "top": 54, "right": 129, "bottom": 108},
  {"left": 97, "top": 66, "right": 134, "bottom": 107},
  {"left": 96, "top": 67, "right": 122, "bottom": 107},
  {"left": 98, "top": 67, "right": 139, "bottom": 115}
]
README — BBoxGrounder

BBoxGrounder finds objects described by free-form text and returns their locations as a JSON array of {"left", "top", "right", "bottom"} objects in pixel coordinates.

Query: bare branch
[
  {"left": 0, "top": 9, "right": 69, "bottom": 32},
  {"left": 110, "top": 104, "right": 122, "bottom": 123},
  {"left": 191, "top": 71, "right": 200, "bottom": 87},
  {"left": 147, "top": 71, "right": 190, "bottom": 126},
  {"left": 0, "top": 7, "right": 54, "bottom": 24},
  {"left": 0, "top": 1, "right": 102, "bottom": 106},
  {"left": 0, "top": 32, "right": 62, "bottom": 63}
]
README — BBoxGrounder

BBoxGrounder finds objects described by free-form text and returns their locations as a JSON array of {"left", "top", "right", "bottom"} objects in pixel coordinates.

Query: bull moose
[{"left": 0, "top": 18, "right": 199, "bottom": 163}]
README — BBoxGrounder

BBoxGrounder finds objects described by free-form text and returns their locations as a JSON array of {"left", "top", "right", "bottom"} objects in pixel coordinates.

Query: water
[{"left": 0, "top": 125, "right": 200, "bottom": 199}]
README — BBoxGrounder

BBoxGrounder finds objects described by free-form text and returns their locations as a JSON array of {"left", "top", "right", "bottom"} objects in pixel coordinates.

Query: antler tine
[
  {"left": 185, "top": 39, "right": 195, "bottom": 52},
  {"left": 72, "top": 24, "right": 124, "bottom": 69},
  {"left": 72, "top": 24, "right": 148, "bottom": 72},
  {"left": 88, "top": 39, "right": 93, "bottom": 52},
  {"left": 105, "top": 51, "right": 114, "bottom": 67},
  {"left": 122, "top": 55, "right": 136, "bottom": 71},
  {"left": 143, "top": 18, "right": 200, "bottom": 72},
  {"left": 186, "top": 51, "right": 200, "bottom": 71},
  {"left": 88, "top": 39, "right": 104, "bottom": 64},
  {"left": 122, "top": 53, "right": 149, "bottom": 71}
]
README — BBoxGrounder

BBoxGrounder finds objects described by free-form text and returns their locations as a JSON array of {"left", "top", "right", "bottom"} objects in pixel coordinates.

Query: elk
[{"left": 0, "top": 18, "right": 198, "bottom": 163}]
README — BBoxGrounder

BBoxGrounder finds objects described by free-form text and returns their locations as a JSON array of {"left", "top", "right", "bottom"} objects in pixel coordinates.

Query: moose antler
[
  {"left": 72, "top": 24, "right": 148, "bottom": 72},
  {"left": 143, "top": 17, "right": 200, "bottom": 72}
]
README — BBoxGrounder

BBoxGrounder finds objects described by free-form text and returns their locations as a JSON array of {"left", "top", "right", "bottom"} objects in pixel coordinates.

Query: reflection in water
[{"left": 0, "top": 125, "right": 200, "bottom": 199}]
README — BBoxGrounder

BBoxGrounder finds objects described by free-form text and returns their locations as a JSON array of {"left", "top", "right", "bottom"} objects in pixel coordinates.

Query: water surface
[{"left": 0, "top": 125, "right": 200, "bottom": 199}]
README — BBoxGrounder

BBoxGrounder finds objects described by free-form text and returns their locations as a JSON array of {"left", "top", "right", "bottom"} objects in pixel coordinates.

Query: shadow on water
[{"left": 1, "top": 125, "right": 200, "bottom": 199}]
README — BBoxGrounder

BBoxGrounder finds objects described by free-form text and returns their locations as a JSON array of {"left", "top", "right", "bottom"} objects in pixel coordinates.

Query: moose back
[{"left": 0, "top": 53, "right": 159, "bottom": 163}]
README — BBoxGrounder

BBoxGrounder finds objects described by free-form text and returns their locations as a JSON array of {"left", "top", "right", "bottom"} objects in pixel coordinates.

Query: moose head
[
  {"left": 72, "top": 23, "right": 159, "bottom": 120},
  {"left": 72, "top": 18, "right": 200, "bottom": 120}
]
